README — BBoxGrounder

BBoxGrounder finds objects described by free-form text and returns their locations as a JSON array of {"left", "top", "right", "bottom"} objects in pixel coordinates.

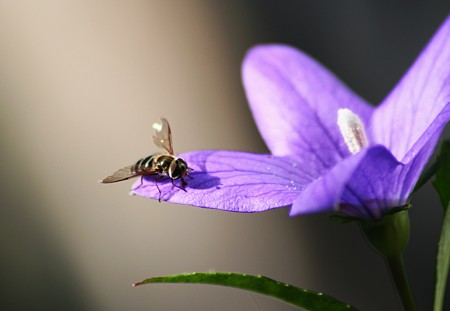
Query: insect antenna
[{"left": 187, "top": 167, "right": 194, "bottom": 179}]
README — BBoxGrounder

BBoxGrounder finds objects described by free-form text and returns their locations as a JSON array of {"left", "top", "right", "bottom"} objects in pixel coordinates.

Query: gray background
[{"left": 0, "top": 1, "right": 449, "bottom": 310}]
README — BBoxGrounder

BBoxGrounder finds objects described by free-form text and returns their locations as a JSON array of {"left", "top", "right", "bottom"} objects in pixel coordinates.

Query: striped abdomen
[
  {"left": 101, "top": 154, "right": 189, "bottom": 184},
  {"left": 133, "top": 154, "right": 174, "bottom": 175}
]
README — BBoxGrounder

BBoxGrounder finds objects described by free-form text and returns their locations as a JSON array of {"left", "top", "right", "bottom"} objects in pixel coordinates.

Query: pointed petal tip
[
  {"left": 242, "top": 44, "right": 303, "bottom": 74},
  {"left": 372, "top": 15, "right": 450, "bottom": 160}
]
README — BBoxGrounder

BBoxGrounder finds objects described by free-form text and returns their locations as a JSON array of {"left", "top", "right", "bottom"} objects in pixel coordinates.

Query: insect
[{"left": 100, "top": 118, "right": 192, "bottom": 201}]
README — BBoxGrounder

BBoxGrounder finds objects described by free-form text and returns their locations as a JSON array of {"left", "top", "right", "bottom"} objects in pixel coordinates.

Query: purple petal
[
  {"left": 339, "top": 147, "right": 405, "bottom": 220},
  {"left": 395, "top": 104, "right": 450, "bottom": 199},
  {"left": 290, "top": 146, "right": 406, "bottom": 220},
  {"left": 401, "top": 104, "right": 450, "bottom": 164},
  {"left": 242, "top": 44, "right": 374, "bottom": 176},
  {"left": 290, "top": 147, "right": 371, "bottom": 217},
  {"left": 371, "top": 15, "right": 450, "bottom": 162},
  {"left": 131, "top": 151, "right": 313, "bottom": 212}
]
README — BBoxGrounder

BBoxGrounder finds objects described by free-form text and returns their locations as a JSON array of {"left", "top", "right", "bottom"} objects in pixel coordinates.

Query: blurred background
[{"left": 0, "top": 1, "right": 449, "bottom": 310}]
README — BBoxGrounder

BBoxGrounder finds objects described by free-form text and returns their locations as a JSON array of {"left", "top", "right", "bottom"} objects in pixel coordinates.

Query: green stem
[
  {"left": 359, "top": 211, "right": 417, "bottom": 311},
  {"left": 386, "top": 255, "right": 417, "bottom": 311}
]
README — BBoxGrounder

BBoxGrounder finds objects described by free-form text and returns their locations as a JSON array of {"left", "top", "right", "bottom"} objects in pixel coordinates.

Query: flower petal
[
  {"left": 242, "top": 44, "right": 374, "bottom": 175},
  {"left": 290, "top": 145, "right": 408, "bottom": 220},
  {"left": 392, "top": 104, "right": 450, "bottom": 203},
  {"left": 339, "top": 147, "right": 405, "bottom": 220},
  {"left": 371, "top": 15, "right": 450, "bottom": 161},
  {"left": 290, "top": 147, "right": 370, "bottom": 217},
  {"left": 131, "top": 150, "right": 313, "bottom": 212}
]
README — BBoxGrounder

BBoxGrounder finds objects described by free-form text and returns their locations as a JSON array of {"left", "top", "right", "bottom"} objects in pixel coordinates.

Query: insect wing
[
  {"left": 152, "top": 118, "right": 174, "bottom": 154},
  {"left": 101, "top": 165, "right": 139, "bottom": 183}
]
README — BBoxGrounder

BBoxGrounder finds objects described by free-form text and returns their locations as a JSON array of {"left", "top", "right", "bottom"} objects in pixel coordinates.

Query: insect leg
[
  {"left": 171, "top": 178, "right": 188, "bottom": 192},
  {"left": 181, "top": 177, "right": 188, "bottom": 186},
  {"left": 155, "top": 175, "right": 164, "bottom": 202},
  {"left": 132, "top": 176, "right": 144, "bottom": 190}
]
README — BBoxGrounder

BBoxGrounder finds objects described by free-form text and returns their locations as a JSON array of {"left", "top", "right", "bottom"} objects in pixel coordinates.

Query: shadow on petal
[{"left": 186, "top": 172, "right": 221, "bottom": 190}]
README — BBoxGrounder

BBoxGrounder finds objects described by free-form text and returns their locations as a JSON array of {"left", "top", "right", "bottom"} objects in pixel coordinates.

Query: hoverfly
[{"left": 100, "top": 118, "right": 192, "bottom": 201}]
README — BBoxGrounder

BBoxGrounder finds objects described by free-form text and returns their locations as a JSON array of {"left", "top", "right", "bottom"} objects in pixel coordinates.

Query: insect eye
[
  {"left": 178, "top": 159, "right": 187, "bottom": 168},
  {"left": 170, "top": 160, "right": 182, "bottom": 179}
]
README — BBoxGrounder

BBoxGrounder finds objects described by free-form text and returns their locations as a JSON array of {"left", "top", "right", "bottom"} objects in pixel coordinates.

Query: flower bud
[{"left": 359, "top": 210, "right": 410, "bottom": 258}]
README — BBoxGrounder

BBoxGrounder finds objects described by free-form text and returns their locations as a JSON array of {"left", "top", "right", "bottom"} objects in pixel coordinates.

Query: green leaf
[
  {"left": 434, "top": 206, "right": 450, "bottom": 311},
  {"left": 432, "top": 140, "right": 450, "bottom": 211},
  {"left": 133, "top": 272, "right": 358, "bottom": 311},
  {"left": 432, "top": 140, "right": 450, "bottom": 311}
]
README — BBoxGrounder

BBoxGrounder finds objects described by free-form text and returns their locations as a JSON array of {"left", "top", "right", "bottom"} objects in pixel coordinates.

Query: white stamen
[
  {"left": 337, "top": 108, "right": 368, "bottom": 154},
  {"left": 152, "top": 121, "right": 163, "bottom": 132}
]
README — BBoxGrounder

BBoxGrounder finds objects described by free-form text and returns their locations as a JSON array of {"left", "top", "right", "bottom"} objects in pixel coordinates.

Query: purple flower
[{"left": 132, "top": 16, "right": 450, "bottom": 220}]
